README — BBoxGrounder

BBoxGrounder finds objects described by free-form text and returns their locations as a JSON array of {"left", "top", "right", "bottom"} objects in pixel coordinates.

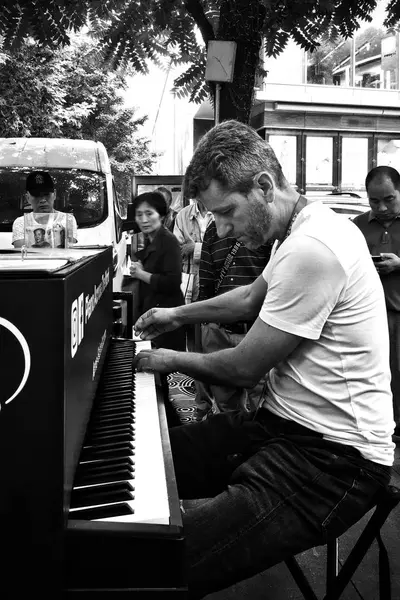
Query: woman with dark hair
[{"left": 129, "top": 191, "right": 186, "bottom": 351}]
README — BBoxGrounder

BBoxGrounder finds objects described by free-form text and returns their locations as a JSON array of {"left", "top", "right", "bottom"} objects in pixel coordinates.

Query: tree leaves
[
  {"left": 0, "top": 35, "right": 158, "bottom": 197},
  {"left": 0, "top": 0, "right": 399, "bottom": 123},
  {"left": 262, "top": 0, "right": 379, "bottom": 57}
]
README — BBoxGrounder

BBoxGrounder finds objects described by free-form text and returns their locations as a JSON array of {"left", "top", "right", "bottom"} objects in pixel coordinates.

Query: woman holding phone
[{"left": 129, "top": 191, "right": 186, "bottom": 351}]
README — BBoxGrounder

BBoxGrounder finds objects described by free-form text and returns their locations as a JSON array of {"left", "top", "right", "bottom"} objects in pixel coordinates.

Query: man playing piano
[{"left": 133, "top": 120, "right": 395, "bottom": 599}]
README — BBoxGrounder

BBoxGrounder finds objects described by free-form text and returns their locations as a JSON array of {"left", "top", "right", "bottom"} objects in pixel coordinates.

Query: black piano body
[{"left": 0, "top": 248, "right": 186, "bottom": 597}]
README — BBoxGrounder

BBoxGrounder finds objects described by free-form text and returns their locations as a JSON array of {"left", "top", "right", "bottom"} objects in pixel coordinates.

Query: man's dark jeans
[{"left": 169, "top": 409, "right": 391, "bottom": 598}]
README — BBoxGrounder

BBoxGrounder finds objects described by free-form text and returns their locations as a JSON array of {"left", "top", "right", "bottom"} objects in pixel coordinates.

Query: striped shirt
[{"left": 199, "top": 221, "right": 272, "bottom": 301}]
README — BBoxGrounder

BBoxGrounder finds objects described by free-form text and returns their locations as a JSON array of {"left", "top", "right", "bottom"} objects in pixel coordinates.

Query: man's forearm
[
  {"left": 168, "top": 347, "right": 253, "bottom": 388},
  {"left": 174, "top": 284, "right": 255, "bottom": 325}
]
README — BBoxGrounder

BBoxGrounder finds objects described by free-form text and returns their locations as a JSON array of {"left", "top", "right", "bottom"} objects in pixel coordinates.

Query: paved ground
[{"left": 205, "top": 445, "right": 400, "bottom": 600}]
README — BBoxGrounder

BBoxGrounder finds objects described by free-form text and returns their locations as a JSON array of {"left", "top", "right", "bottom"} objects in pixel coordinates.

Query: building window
[
  {"left": 268, "top": 135, "right": 297, "bottom": 186},
  {"left": 306, "top": 136, "right": 333, "bottom": 189},
  {"left": 377, "top": 139, "right": 400, "bottom": 171},
  {"left": 341, "top": 138, "right": 368, "bottom": 190},
  {"left": 306, "top": 26, "right": 392, "bottom": 89}
]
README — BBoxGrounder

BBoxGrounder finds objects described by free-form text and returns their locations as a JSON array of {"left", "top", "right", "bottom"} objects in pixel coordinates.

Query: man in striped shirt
[{"left": 195, "top": 220, "right": 272, "bottom": 419}]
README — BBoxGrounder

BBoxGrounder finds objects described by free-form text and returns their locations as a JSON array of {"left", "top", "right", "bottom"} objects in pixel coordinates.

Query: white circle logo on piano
[{"left": 0, "top": 317, "right": 31, "bottom": 411}]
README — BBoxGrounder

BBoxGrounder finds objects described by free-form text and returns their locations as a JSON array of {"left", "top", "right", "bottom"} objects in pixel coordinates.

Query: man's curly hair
[{"left": 183, "top": 120, "right": 288, "bottom": 200}]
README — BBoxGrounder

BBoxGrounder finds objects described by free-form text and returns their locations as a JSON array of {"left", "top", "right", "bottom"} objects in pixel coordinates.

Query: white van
[{"left": 0, "top": 137, "right": 128, "bottom": 290}]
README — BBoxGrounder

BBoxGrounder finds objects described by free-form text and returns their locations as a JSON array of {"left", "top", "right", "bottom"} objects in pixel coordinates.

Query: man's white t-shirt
[
  {"left": 260, "top": 201, "right": 395, "bottom": 466},
  {"left": 12, "top": 211, "right": 78, "bottom": 248}
]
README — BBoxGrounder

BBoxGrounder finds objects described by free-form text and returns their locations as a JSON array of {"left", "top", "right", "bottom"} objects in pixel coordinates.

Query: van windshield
[{"left": 0, "top": 168, "right": 107, "bottom": 232}]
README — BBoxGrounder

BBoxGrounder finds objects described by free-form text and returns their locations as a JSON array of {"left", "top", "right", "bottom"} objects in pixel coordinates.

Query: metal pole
[
  {"left": 350, "top": 36, "right": 356, "bottom": 87},
  {"left": 215, "top": 83, "right": 221, "bottom": 124},
  {"left": 172, "top": 90, "right": 176, "bottom": 172}
]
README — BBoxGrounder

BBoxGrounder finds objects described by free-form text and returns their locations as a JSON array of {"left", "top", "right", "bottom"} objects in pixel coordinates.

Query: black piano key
[
  {"left": 74, "top": 480, "right": 133, "bottom": 495},
  {"left": 99, "top": 381, "right": 132, "bottom": 390},
  {"left": 70, "top": 482, "right": 134, "bottom": 508},
  {"left": 88, "top": 422, "right": 133, "bottom": 433},
  {"left": 90, "top": 416, "right": 133, "bottom": 427},
  {"left": 98, "top": 381, "right": 132, "bottom": 389},
  {"left": 85, "top": 432, "right": 134, "bottom": 444},
  {"left": 101, "top": 371, "right": 131, "bottom": 377},
  {"left": 97, "top": 391, "right": 131, "bottom": 401},
  {"left": 85, "top": 433, "right": 133, "bottom": 447},
  {"left": 97, "top": 393, "right": 131, "bottom": 401},
  {"left": 90, "top": 420, "right": 133, "bottom": 430},
  {"left": 71, "top": 502, "right": 134, "bottom": 520},
  {"left": 86, "top": 424, "right": 134, "bottom": 437},
  {"left": 97, "top": 390, "right": 132, "bottom": 399},
  {"left": 77, "top": 459, "right": 133, "bottom": 475},
  {"left": 96, "top": 390, "right": 129, "bottom": 399},
  {"left": 101, "top": 377, "right": 133, "bottom": 385},
  {"left": 80, "top": 445, "right": 133, "bottom": 462},
  {"left": 87, "top": 424, "right": 134, "bottom": 436},
  {"left": 74, "top": 467, "right": 134, "bottom": 487},
  {"left": 99, "top": 379, "right": 132, "bottom": 387},
  {"left": 89, "top": 409, "right": 134, "bottom": 425},
  {"left": 89, "top": 418, "right": 134, "bottom": 428},
  {"left": 95, "top": 401, "right": 134, "bottom": 410},
  {"left": 88, "top": 413, "right": 136, "bottom": 431},
  {"left": 102, "top": 366, "right": 132, "bottom": 373},
  {"left": 78, "top": 457, "right": 134, "bottom": 470},
  {"left": 90, "top": 415, "right": 134, "bottom": 426},
  {"left": 102, "top": 362, "right": 132, "bottom": 370},
  {"left": 92, "top": 408, "right": 133, "bottom": 418},
  {"left": 83, "top": 439, "right": 134, "bottom": 451},
  {"left": 92, "top": 411, "right": 134, "bottom": 421}
]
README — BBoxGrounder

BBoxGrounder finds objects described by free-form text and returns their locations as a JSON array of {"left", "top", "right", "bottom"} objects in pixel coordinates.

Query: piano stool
[{"left": 283, "top": 484, "right": 400, "bottom": 600}]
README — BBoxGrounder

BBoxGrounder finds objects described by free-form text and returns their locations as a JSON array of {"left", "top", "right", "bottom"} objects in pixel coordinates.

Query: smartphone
[{"left": 371, "top": 255, "right": 384, "bottom": 263}]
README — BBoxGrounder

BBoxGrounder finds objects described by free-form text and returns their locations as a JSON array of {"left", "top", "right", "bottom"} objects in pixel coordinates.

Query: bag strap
[
  {"left": 215, "top": 240, "right": 241, "bottom": 294},
  {"left": 183, "top": 254, "right": 191, "bottom": 275}
]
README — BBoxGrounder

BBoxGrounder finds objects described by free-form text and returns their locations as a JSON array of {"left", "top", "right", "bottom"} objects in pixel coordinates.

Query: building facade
[{"left": 194, "top": 26, "right": 400, "bottom": 196}]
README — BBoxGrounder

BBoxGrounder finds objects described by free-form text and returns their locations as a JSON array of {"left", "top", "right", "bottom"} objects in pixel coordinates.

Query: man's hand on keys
[
  {"left": 134, "top": 307, "right": 180, "bottom": 340},
  {"left": 133, "top": 348, "right": 177, "bottom": 374}
]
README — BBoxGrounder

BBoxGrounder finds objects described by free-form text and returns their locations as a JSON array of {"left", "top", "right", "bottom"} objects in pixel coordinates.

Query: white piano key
[{"left": 70, "top": 340, "right": 170, "bottom": 525}]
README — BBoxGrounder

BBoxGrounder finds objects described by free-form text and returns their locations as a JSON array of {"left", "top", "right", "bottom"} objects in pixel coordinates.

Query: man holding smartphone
[{"left": 353, "top": 165, "right": 400, "bottom": 442}]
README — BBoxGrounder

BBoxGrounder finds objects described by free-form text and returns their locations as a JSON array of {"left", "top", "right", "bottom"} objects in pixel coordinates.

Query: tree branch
[{"left": 184, "top": 0, "right": 215, "bottom": 45}]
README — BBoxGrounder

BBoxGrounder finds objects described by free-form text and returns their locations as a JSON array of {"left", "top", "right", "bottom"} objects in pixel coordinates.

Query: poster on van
[{"left": 13, "top": 212, "right": 78, "bottom": 248}]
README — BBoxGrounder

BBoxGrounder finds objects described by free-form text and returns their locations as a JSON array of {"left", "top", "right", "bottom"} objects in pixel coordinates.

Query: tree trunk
[{"left": 217, "top": 0, "right": 266, "bottom": 124}]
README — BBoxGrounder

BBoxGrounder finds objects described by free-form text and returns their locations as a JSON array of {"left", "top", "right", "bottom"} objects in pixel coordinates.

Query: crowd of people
[
  {"left": 126, "top": 156, "right": 400, "bottom": 446},
  {"left": 11, "top": 149, "right": 400, "bottom": 448},
  {"left": 10, "top": 121, "right": 399, "bottom": 599}
]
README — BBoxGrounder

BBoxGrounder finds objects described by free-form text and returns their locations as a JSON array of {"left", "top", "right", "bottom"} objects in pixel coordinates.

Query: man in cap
[{"left": 12, "top": 170, "right": 77, "bottom": 249}]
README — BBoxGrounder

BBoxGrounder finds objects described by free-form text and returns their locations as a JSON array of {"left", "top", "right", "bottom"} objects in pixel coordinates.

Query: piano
[{"left": 0, "top": 247, "right": 186, "bottom": 597}]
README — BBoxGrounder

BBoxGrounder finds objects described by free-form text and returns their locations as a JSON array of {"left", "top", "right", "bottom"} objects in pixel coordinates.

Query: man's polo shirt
[
  {"left": 198, "top": 221, "right": 272, "bottom": 301},
  {"left": 353, "top": 211, "right": 400, "bottom": 312}
]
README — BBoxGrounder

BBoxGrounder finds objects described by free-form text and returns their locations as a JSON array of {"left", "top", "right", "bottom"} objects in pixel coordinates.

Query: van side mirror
[{"left": 122, "top": 203, "right": 140, "bottom": 233}]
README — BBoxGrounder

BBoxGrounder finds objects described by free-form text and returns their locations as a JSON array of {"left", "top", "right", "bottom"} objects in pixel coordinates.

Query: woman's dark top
[{"left": 136, "top": 225, "right": 186, "bottom": 351}]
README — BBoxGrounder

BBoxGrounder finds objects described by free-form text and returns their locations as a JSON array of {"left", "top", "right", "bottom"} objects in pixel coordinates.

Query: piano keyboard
[{"left": 69, "top": 338, "right": 170, "bottom": 524}]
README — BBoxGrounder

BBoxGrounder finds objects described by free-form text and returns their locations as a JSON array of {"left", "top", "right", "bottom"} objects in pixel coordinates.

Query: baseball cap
[{"left": 26, "top": 171, "right": 55, "bottom": 196}]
